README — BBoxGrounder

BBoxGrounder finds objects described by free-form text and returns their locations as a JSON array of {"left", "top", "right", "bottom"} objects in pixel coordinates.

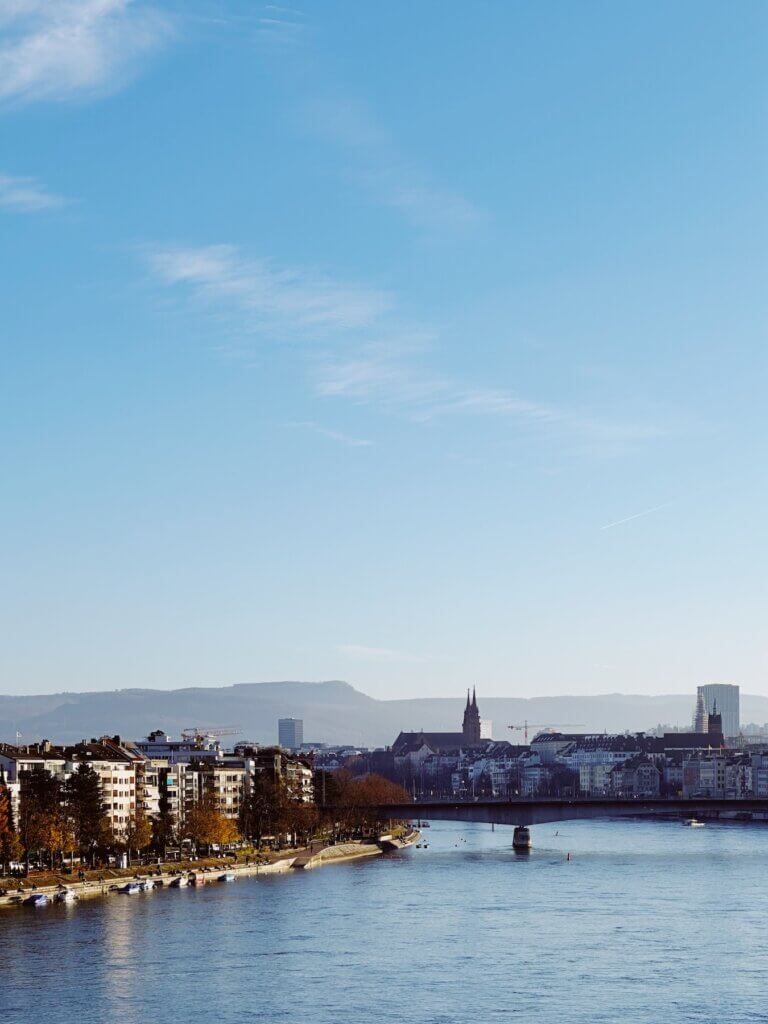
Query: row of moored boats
[{"left": 23, "top": 871, "right": 237, "bottom": 906}]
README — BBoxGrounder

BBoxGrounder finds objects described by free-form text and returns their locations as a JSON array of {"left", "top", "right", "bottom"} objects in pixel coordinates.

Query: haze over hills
[{"left": 1, "top": 681, "right": 767, "bottom": 748}]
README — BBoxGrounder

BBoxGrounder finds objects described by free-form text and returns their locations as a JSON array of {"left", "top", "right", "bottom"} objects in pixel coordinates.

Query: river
[{"left": 1, "top": 818, "right": 766, "bottom": 1024}]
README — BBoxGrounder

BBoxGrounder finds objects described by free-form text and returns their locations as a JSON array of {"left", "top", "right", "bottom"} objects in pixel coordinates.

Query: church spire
[{"left": 462, "top": 687, "right": 481, "bottom": 745}]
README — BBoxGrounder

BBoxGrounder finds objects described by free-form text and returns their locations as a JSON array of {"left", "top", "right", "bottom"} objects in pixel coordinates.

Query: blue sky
[{"left": 2, "top": 1, "right": 768, "bottom": 699}]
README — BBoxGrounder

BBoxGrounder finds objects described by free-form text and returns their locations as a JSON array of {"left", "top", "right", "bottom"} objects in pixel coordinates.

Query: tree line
[{"left": 0, "top": 765, "right": 410, "bottom": 875}]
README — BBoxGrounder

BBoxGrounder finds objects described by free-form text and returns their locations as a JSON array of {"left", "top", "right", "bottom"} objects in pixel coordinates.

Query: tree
[
  {"left": 19, "top": 767, "right": 64, "bottom": 871},
  {"left": 0, "top": 784, "right": 21, "bottom": 875},
  {"left": 152, "top": 772, "right": 176, "bottom": 854},
  {"left": 184, "top": 796, "right": 239, "bottom": 853},
  {"left": 64, "top": 763, "right": 110, "bottom": 867},
  {"left": 318, "top": 773, "right": 410, "bottom": 839},
  {"left": 285, "top": 801, "right": 318, "bottom": 847},
  {"left": 243, "top": 772, "right": 287, "bottom": 848},
  {"left": 124, "top": 811, "right": 153, "bottom": 865}
]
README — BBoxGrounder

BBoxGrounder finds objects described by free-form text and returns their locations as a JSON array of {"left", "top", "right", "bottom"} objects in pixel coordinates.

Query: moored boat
[
  {"left": 169, "top": 875, "right": 189, "bottom": 888},
  {"left": 54, "top": 887, "right": 77, "bottom": 904},
  {"left": 218, "top": 872, "right": 236, "bottom": 882},
  {"left": 24, "top": 893, "right": 49, "bottom": 906},
  {"left": 118, "top": 882, "right": 142, "bottom": 895}
]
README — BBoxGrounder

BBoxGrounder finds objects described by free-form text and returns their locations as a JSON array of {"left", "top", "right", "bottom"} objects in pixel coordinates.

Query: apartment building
[{"left": 61, "top": 741, "right": 137, "bottom": 838}]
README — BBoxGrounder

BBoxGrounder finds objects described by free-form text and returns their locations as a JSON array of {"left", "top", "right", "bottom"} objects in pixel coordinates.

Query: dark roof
[
  {"left": 532, "top": 733, "right": 644, "bottom": 752},
  {"left": 392, "top": 731, "right": 483, "bottom": 755},
  {"left": 0, "top": 743, "right": 65, "bottom": 761},
  {"left": 60, "top": 742, "right": 133, "bottom": 763}
]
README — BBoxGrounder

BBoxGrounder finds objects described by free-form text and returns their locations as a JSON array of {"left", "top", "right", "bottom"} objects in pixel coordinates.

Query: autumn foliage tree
[
  {"left": 185, "top": 796, "right": 240, "bottom": 853},
  {"left": 316, "top": 772, "right": 410, "bottom": 839},
  {"left": 0, "top": 783, "right": 22, "bottom": 874},
  {"left": 123, "top": 811, "right": 153, "bottom": 865},
  {"left": 18, "top": 768, "right": 65, "bottom": 871}
]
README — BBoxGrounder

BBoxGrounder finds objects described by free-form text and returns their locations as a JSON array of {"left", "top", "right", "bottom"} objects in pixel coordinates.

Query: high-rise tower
[
  {"left": 698, "top": 684, "right": 740, "bottom": 741},
  {"left": 462, "top": 687, "right": 482, "bottom": 745}
]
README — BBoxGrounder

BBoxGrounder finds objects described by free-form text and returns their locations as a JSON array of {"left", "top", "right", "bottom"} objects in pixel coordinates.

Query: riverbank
[
  {"left": 0, "top": 854, "right": 297, "bottom": 908},
  {"left": 0, "top": 831, "right": 420, "bottom": 907}
]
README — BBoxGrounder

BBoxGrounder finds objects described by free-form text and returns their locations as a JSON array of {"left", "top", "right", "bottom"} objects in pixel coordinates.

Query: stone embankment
[
  {"left": 0, "top": 831, "right": 421, "bottom": 907},
  {"left": 294, "top": 830, "right": 420, "bottom": 869},
  {"left": 0, "top": 856, "right": 295, "bottom": 909}
]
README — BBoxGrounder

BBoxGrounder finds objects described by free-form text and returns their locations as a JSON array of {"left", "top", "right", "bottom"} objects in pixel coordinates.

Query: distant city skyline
[{"left": 4, "top": 3, "right": 768, "bottom": 699}]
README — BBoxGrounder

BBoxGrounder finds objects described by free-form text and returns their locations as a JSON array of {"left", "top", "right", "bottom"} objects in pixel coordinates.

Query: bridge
[{"left": 376, "top": 797, "right": 768, "bottom": 827}]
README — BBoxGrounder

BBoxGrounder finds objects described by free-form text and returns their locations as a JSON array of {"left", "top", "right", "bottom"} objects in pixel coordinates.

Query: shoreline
[{"left": 0, "top": 832, "right": 420, "bottom": 908}]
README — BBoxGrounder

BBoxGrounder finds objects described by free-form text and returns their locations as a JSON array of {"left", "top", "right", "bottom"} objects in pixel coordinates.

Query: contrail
[{"left": 600, "top": 501, "right": 674, "bottom": 531}]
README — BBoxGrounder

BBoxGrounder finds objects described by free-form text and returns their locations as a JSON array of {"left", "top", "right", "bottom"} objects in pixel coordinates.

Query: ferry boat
[
  {"left": 24, "top": 893, "right": 49, "bottom": 907},
  {"left": 512, "top": 825, "right": 532, "bottom": 851},
  {"left": 683, "top": 819, "right": 705, "bottom": 828}
]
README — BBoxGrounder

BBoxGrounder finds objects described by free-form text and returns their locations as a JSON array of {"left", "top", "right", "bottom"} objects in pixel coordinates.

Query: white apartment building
[{"left": 63, "top": 741, "right": 137, "bottom": 838}]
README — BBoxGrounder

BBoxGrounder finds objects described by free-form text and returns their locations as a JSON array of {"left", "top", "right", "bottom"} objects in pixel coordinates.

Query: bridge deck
[{"left": 374, "top": 798, "right": 768, "bottom": 826}]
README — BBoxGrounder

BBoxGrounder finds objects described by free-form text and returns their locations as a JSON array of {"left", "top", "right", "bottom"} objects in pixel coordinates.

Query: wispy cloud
[
  {"left": 316, "top": 345, "right": 556, "bottom": 423},
  {"left": 292, "top": 420, "right": 372, "bottom": 448},
  {"left": 337, "top": 644, "right": 424, "bottom": 664},
  {"left": 0, "top": 173, "right": 68, "bottom": 212},
  {"left": 0, "top": 0, "right": 170, "bottom": 106},
  {"left": 146, "top": 243, "right": 390, "bottom": 334},
  {"left": 600, "top": 501, "right": 675, "bottom": 531},
  {"left": 257, "top": 4, "right": 305, "bottom": 47},
  {"left": 146, "top": 242, "right": 667, "bottom": 454},
  {"left": 303, "top": 97, "right": 481, "bottom": 232}
]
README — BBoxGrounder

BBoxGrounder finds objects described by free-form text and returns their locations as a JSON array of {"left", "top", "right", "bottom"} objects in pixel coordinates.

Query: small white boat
[
  {"left": 138, "top": 879, "right": 156, "bottom": 891},
  {"left": 24, "top": 893, "right": 49, "bottom": 907},
  {"left": 169, "top": 875, "right": 188, "bottom": 888},
  {"left": 683, "top": 819, "right": 705, "bottom": 828},
  {"left": 118, "top": 882, "right": 142, "bottom": 895},
  {"left": 54, "top": 888, "right": 77, "bottom": 904},
  {"left": 218, "top": 872, "right": 236, "bottom": 882}
]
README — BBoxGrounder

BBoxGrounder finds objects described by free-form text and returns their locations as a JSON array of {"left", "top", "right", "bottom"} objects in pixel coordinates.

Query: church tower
[{"left": 462, "top": 687, "right": 482, "bottom": 745}]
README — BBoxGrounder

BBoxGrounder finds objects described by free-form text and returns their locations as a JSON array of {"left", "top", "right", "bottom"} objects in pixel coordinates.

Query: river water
[{"left": 1, "top": 818, "right": 767, "bottom": 1024}]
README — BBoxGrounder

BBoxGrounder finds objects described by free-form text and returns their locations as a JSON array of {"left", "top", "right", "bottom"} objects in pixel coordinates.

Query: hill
[{"left": 1, "top": 681, "right": 767, "bottom": 747}]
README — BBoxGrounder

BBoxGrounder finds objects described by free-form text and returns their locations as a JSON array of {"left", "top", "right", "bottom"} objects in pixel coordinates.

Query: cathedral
[
  {"left": 462, "top": 687, "right": 482, "bottom": 745},
  {"left": 391, "top": 687, "right": 488, "bottom": 757}
]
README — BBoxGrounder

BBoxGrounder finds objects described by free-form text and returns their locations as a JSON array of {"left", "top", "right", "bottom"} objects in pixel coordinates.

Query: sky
[{"left": 2, "top": 1, "right": 768, "bottom": 699}]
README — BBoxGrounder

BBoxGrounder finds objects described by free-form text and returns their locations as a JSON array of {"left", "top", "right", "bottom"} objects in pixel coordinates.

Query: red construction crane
[{"left": 507, "top": 721, "right": 585, "bottom": 743}]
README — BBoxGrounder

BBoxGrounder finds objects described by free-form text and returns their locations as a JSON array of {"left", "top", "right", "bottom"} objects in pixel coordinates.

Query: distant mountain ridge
[{"left": 1, "top": 681, "right": 766, "bottom": 748}]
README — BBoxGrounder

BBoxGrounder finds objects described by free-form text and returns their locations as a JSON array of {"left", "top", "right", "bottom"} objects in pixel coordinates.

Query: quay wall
[{"left": 0, "top": 857, "right": 296, "bottom": 909}]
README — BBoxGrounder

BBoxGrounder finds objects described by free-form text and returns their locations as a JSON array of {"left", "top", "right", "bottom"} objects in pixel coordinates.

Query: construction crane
[
  {"left": 507, "top": 722, "right": 585, "bottom": 743},
  {"left": 182, "top": 726, "right": 239, "bottom": 745}
]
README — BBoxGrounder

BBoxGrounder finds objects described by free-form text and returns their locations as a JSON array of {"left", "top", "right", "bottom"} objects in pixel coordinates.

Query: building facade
[
  {"left": 698, "top": 684, "right": 740, "bottom": 741},
  {"left": 278, "top": 719, "right": 304, "bottom": 750}
]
